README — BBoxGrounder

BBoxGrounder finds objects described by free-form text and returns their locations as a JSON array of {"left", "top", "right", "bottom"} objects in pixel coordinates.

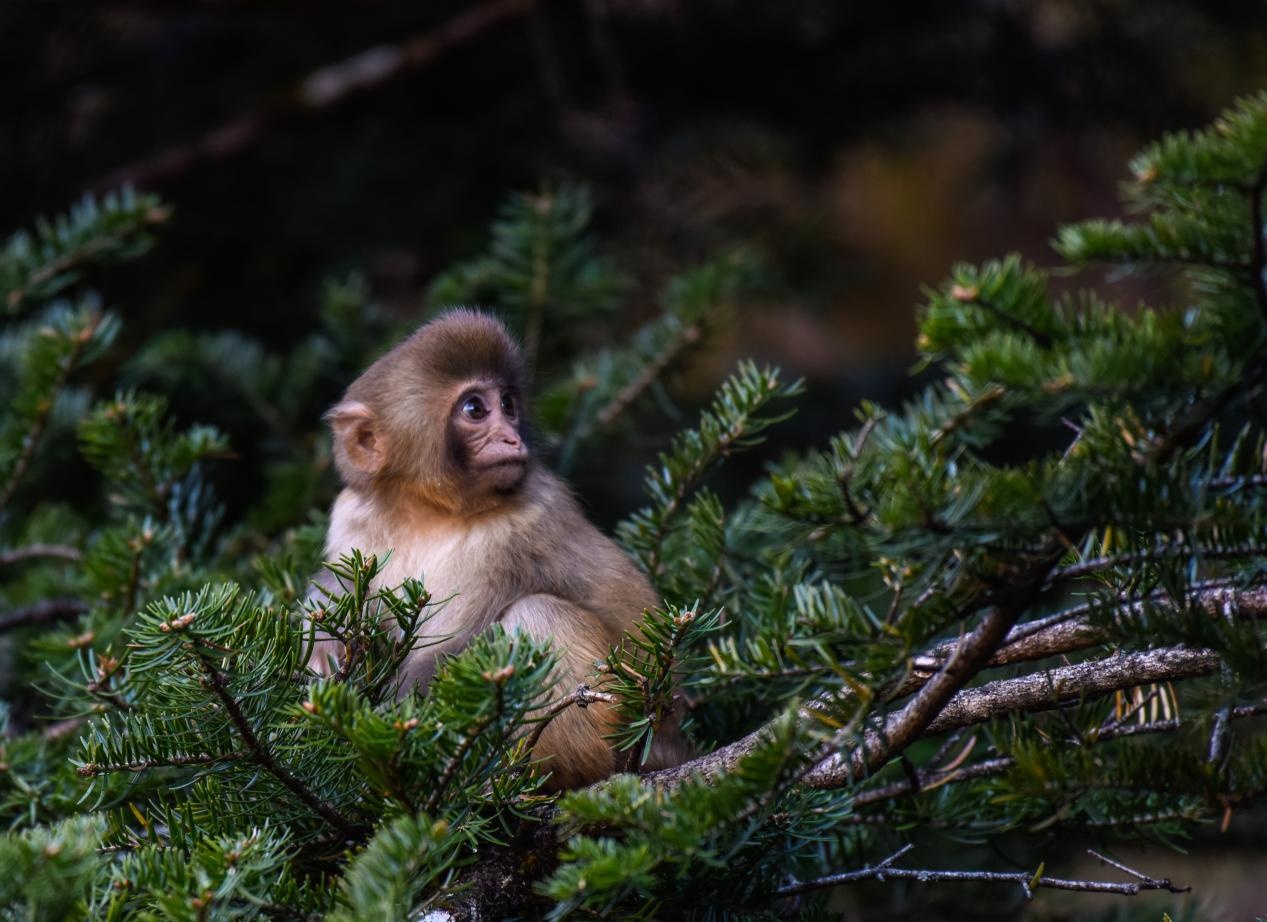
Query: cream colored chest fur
[{"left": 324, "top": 488, "right": 538, "bottom": 638}]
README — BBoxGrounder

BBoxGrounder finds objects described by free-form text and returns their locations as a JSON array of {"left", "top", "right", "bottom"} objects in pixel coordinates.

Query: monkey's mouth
[{"left": 484, "top": 459, "right": 528, "bottom": 491}]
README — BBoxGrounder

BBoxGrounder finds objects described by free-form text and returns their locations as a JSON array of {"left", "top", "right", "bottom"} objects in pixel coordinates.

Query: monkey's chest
[{"left": 375, "top": 525, "right": 539, "bottom": 630}]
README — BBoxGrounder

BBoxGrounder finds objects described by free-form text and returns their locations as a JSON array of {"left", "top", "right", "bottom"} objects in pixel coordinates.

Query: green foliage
[
  {"left": 537, "top": 250, "right": 764, "bottom": 469},
  {"left": 0, "top": 298, "right": 119, "bottom": 515},
  {"left": 0, "top": 815, "right": 105, "bottom": 921},
  {"left": 124, "top": 273, "right": 391, "bottom": 536},
  {"left": 617, "top": 361, "right": 803, "bottom": 586},
  {"left": 426, "top": 183, "right": 627, "bottom": 364},
  {"left": 603, "top": 603, "right": 721, "bottom": 764},
  {"left": 329, "top": 813, "right": 461, "bottom": 921},
  {"left": 544, "top": 711, "right": 836, "bottom": 917},
  {"left": 0, "top": 188, "right": 166, "bottom": 315},
  {"left": 8, "top": 94, "right": 1267, "bottom": 919},
  {"left": 92, "top": 825, "right": 318, "bottom": 922},
  {"left": 79, "top": 392, "right": 229, "bottom": 520}
]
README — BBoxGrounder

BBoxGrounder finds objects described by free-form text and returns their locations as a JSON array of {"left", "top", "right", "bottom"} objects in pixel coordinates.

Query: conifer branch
[
  {"left": 0, "top": 312, "right": 97, "bottom": 514},
  {"left": 422, "top": 681, "right": 506, "bottom": 815},
  {"left": 1, "top": 190, "right": 167, "bottom": 312},
  {"left": 1147, "top": 373, "right": 1265, "bottom": 463},
  {"left": 1049, "top": 541, "right": 1267, "bottom": 581},
  {"left": 965, "top": 295, "right": 1053, "bottom": 349},
  {"left": 592, "top": 323, "right": 702, "bottom": 430},
  {"left": 806, "top": 550, "right": 1059, "bottom": 787},
  {"left": 193, "top": 649, "right": 361, "bottom": 839},
  {"left": 851, "top": 705, "right": 1267, "bottom": 808},
  {"left": 648, "top": 583, "right": 1264, "bottom": 791},
  {"left": 77, "top": 749, "right": 249, "bottom": 776}
]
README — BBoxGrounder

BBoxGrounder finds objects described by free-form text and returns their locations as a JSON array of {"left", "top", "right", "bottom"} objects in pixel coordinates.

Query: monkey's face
[{"left": 448, "top": 382, "right": 530, "bottom": 495}]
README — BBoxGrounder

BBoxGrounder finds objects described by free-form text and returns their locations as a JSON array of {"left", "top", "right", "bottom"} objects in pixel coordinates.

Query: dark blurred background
[{"left": 4, "top": 0, "right": 1267, "bottom": 519}]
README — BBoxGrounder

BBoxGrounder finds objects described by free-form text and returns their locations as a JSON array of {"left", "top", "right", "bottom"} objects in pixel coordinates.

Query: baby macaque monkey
[{"left": 312, "top": 309, "right": 683, "bottom": 788}]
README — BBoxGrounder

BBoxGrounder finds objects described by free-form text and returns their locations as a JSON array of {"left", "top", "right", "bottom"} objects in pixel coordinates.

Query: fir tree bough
[{"left": 7, "top": 94, "right": 1267, "bottom": 918}]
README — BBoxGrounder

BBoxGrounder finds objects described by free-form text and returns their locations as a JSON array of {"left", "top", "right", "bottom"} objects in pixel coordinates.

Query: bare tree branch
[
  {"left": 778, "top": 846, "right": 1188, "bottom": 899},
  {"left": 96, "top": 0, "right": 538, "bottom": 191},
  {"left": 0, "top": 544, "right": 82, "bottom": 567},
  {"left": 912, "top": 581, "right": 1264, "bottom": 684},
  {"left": 801, "top": 645, "right": 1220, "bottom": 790},
  {"left": 924, "top": 645, "right": 1220, "bottom": 737}
]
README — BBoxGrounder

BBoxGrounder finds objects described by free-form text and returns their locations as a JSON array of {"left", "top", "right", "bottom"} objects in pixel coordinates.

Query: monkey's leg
[{"left": 498, "top": 594, "right": 619, "bottom": 789}]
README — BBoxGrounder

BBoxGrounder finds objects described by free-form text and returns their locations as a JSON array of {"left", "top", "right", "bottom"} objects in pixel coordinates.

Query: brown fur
[{"left": 314, "top": 309, "right": 685, "bottom": 788}]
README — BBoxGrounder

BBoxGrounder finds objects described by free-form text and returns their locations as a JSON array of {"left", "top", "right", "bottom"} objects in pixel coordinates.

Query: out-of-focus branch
[
  {"left": 0, "top": 544, "right": 82, "bottom": 567},
  {"left": 0, "top": 598, "right": 88, "bottom": 633},
  {"left": 96, "top": 0, "right": 538, "bottom": 191}
]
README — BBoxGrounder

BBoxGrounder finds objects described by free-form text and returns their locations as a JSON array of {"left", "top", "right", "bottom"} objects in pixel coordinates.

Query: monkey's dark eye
[
  {"left": 461, "top": 396, "right": 488, "bottom": 420},
  {"left": 500, "top": 393, "right": 517, "bottom": 418}
]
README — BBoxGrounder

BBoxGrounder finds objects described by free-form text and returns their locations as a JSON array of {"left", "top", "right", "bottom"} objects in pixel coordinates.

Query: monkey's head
[{"left": 326, "top": 309, "right": 530, "bottom": 514}]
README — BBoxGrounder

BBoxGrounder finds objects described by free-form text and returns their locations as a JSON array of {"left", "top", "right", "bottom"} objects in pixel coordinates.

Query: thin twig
[
  {"left": 964, "top": 295, "right": 1054, "bottom": 349},
  {"left": 523, "top": 683, "right": 617, "bottom": 754},
  {"left": 0, "top": 544, "right": 82, "bottom": 567},
  {"left": 0, "top": 315, "right": 97, "bottom": 513},
  {"left": 836, "top": 416, "right": 877, "bottom": 525},
  {"left": 1147, "top": 376, "right": 1264, "bottom": 463},
  {"left": 594, "top": 325, "right": 702, "bottom": 430},
  {"left": 812, "top": 548, "right": 1062, "bottom": 786},
  {"left": 1050, "top": 542, "right": 1267, "bottom": 581},
  {"left": 777, "top": 847, "right": 1188, "bottom": 898},
  {"left": 77, "top": 749, "right": 249, "bottom": 776},
  {"left": 851, "top": 705, "right": 1267, "bottom": 808}
]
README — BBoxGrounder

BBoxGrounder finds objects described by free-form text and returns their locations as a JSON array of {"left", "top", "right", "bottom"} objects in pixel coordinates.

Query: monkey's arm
[
  {"left": 499, "top": 593, "right": 688, "bottom": 788},
  {"left": 498, "top": 594, "right": 623, "bottom": 789}
]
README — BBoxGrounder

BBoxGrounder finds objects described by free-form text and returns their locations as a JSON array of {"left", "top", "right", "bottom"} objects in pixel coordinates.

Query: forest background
[{"left": 7, "top": 1, "right": 1266, "bottom": 527}]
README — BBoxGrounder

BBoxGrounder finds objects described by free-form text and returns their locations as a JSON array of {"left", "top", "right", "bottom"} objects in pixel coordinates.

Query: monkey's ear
[{"left": 327, "top": 401, "right": 386, "bottom": 477}]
